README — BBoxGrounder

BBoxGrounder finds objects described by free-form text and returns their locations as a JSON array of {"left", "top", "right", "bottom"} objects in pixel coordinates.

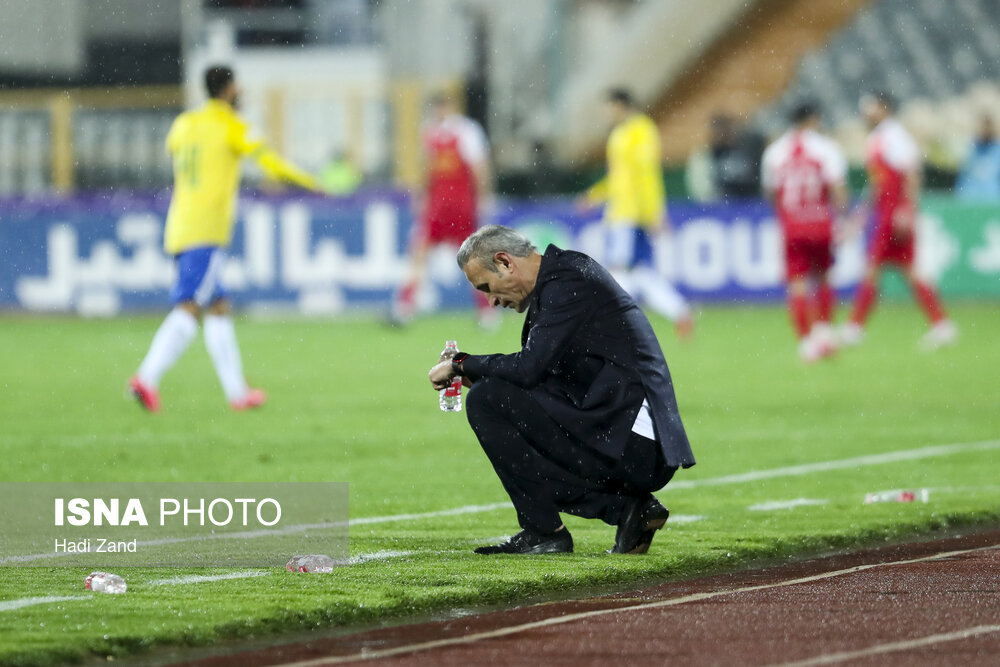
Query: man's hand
[
  {"left": 574, "top": 194, "right": 595, "bottom": 213},
  {"left": 891, "top": 203, "right": 916, "bottom": 237},
  {"left": 647, "top": 214, "right": 672, "bottom": 238},
  {"left": 429, "top": 360, "right": 456, "bottom": 391},
  {"left": 835, "top": 205, "right": 868, "bottom": 245}
]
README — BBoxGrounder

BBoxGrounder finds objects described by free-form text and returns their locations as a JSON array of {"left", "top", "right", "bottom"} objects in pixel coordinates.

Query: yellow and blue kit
[
  {"left": 586, "top": 113, "right": 666, "bottom": 228},
  {"left": 163, "top": 99, "right": 320, "bottom": 256}
]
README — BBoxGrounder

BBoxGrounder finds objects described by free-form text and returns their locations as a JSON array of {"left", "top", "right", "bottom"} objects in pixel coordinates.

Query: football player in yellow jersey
[
  {"left": 129, "top": 66, "right": 322, "bottom": 413},
  {"left": 578, "top": 89, "right": 692, "bottom": 339}
]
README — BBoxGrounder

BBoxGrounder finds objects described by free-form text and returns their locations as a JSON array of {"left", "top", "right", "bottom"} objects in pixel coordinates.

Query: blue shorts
[
  {"left": 170, "top": 247, "right": 227, "bottom": 306},
  {"left": 606, "top": 226, "right": 655, "bottom": 270}
]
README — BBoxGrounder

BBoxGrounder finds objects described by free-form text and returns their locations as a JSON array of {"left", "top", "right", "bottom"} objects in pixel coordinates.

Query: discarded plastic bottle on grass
[
  {"left": 85, "top": 572, "right": 127, "bottom": 594},
  {"left": 286, "top": 554, "right": 335, "bottom": 573},
  {"left": 439, "top": 340, "right": 462, "bottom": 413},
  {"left": 864, "top": 489, "right": 930, "bottom": 504}
]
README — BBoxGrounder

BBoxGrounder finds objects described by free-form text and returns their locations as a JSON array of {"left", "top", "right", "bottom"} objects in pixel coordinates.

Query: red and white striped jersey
[
  {"left": 762, "top": 128, "right": 847, "bottom": 240},
  {"left": 866, "top": 118, "right": 920, "bottom": 227}
]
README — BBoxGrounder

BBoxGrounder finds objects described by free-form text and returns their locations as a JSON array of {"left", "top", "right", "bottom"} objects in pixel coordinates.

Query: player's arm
[
  {"left": 458, "top": 120, "right": 494, "bottom": 213},
  {"left": 760, "top": 145, "right": 778, "bottom": 206},
  {"left": 889, "top": 128, "right": 922, "bottom": 232},
  {"left": 231, "top": 120, "right": 323, "bottom": 193},
  {"left": 437, "top": 272, "right": 599, "bottom": 389},
  {"left": 577, "top": 177, "right": 608, "bottom": 211},
  {"left": 895, "top": 165, "right": 922, "bottom": 232},
  {"left": 471, "top": 156, "right": 493, "bottom": 202},
  {"left": 254, "top": 149, "right": 323, "bottom": 192}
]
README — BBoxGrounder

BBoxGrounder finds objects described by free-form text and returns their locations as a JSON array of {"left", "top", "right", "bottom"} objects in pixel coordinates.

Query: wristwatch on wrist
[{"left": 451, "top": 352, "right": 469, "bottom": 375}]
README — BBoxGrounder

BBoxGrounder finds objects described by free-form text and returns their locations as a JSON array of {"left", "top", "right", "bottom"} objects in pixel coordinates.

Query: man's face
[
  {"left": 432, "top": 100, "right": 452, "bottom": 123},
  {"left": 224, "top": 81, "right": 241, "bottom": 109},
  {"left": 464, "top": 254, "right": 533, "bottom": 313},
  {"left": 605, "top": 100, "right": 628, "bottom": 126},
  {"left": 860, "top": 97, "right": 886, "bottom": 128},
  {"left": 980, "top": 117, "right": 995, "bottom": 142}
]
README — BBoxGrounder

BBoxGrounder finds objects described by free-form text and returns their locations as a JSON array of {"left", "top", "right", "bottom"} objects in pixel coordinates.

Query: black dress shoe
[
  {"left": 474, "top": 529, "right": 574, "bottom": 555},
  {"left": 611, "top": 496, "right": 670, "bottom": 554}
]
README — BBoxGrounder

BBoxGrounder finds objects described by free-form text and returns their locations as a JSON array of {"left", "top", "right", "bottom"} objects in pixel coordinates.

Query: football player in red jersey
[
  {"left": 762, "top": 101, "right": 848, "bottom": 362},
  {"left": 392, "top": 93, "right": 494, "bottom": 327},
  {"left": 842, "top": 92, "right": 957, "bottom": 350}
]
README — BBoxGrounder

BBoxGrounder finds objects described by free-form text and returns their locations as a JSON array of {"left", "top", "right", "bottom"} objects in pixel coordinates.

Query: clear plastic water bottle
[
  {"left": 85, "top": 571, "right": 127, "bottom": 594},
  {"left": 864, "top": 488, "right": 930, "bottom": 504},
  {"left": 439, "top": 340, "right": 463, "bottom": 412},
  {"left": 285, "top": 554, "right": 335, "bottom": 573}
]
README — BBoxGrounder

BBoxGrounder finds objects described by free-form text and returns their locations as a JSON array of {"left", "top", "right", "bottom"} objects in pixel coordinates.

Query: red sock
[
  {"left": 817, "top": 283, "right": 835, "bottom": 323},
  {"left": 789, "top": 293, "right": 810, "bottom": 338},
  {"left": 911, "top": 279, "right": 945, "bottom": 324},
  {"left": 395, "top": 282, "right": 417, "bottom": 318},
  {"left": 850, "top": 280, "right": 877, "bottom": 325}
]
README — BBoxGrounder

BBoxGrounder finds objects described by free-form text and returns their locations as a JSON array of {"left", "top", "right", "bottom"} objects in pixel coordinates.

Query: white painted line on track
[
  {"left": 0, "top": 595, "right": 87, "bottom": 612},
  {"left": 273, "top": 543, "right": 1000, "bottom": 666},
  {"left": 749, "top": 499, "right": 827, "bottom": 512},
  {"left": 668, "top": 439, "right": 1000, "bottom": 490},
  {"left": 147, "top": 571, "right": 270, "bottom": 586},
  {"left": 5, "top": 439, "right": 998, "bottom": 564},
  {"left": 774, "top": 624, "right": 1000, "bottom": 666}
]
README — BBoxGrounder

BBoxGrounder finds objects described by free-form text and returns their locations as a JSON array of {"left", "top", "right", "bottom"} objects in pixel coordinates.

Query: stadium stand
[{"left": 756, "top": 0, "right": 1000, "bottom": 166}]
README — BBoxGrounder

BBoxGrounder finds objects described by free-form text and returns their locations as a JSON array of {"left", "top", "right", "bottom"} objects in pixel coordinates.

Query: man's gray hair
[{"left": 456, "top": 225, "right": 537, "bottom": 272}]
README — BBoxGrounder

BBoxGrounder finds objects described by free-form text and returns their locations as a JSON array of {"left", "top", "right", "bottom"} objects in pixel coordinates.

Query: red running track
[{"left": 165, "top": 528, "right": 1000, "bottom": 667}]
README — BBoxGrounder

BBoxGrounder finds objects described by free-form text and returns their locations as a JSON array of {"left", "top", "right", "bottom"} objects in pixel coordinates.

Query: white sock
[
  {"left": 203, "top": 314, "right": 249, "bottom": 402},
  {"left": 632, "top": 266, "right": 690, "bottom": 321},
  {"left": 137, "top": 308, "right": 198, "bottom": 388}
]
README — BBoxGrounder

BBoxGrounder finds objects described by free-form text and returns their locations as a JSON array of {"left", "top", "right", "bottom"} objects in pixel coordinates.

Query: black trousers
[{"left": 466, "top": 376, "right": 677, "bottom": 534}]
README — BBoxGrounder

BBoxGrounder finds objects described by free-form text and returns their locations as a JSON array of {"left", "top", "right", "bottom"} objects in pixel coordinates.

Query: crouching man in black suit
[{"left": 428, "top": 225, "right": 695, "bottom": 555}]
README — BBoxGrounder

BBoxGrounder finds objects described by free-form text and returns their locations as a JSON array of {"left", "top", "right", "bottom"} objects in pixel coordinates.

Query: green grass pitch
[{"left": 1, "top": 303, "right": 999, "bottom": 665}]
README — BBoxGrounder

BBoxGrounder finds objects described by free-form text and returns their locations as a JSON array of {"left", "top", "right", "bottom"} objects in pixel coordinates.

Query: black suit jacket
[{"left": 462, "top": 245, "right": 695, "bottom": 468}]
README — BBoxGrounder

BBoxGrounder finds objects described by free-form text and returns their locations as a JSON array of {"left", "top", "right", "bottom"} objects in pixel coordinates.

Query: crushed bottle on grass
[
  {"left": 864, "top": 489, "right": 930, "bottom": 504},
  {"left": 85, "top": 571, "right": 127, "bottom": 594},
  {"left": 286, "top": 554, "right": 335, "bottom": 573}
]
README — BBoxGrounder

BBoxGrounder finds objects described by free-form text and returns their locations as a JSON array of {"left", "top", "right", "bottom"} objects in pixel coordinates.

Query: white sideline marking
[
  {"left": 349, "top": 503, "right": 510, "bottom": 526},
  {"left": 1, "top": 503, "right": 509, "bottom": 565},
  {"left": 148, "top": 571, "right": 270, "bottom": 586},
  {"left": 668, "top": 514, "right": 705, "bottom": 524},
  {"left": 668, "top": 439, "right": 1000, "bottom": 490},
  {"left": 274, "top": 543, "right": 1000, "bottom": 666},
  {"left": 749, "top": 499, "right": 827, "bottom": 512},
  {"left": 5, "top": 439, "right": 998, "bottom": 565},
  {"left": 0, "top": 595, "right": 86, "bottom": 612},
  {"left": 774, "top": 624, "right": 1000, "bottom": 666},
  {"left": 339, "top": 550, "right": 415, "bottom": 565}
]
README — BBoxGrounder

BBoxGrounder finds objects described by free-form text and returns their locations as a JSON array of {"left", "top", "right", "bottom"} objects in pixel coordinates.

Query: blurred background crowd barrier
[
  {"left": 1, "top": 0, "right": 999, "bottom": 313},
  {"left": 2, "top": 194, "right": 997, "bottom": 315}
]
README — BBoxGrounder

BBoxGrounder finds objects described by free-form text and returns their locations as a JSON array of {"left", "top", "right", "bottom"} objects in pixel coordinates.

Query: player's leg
[
  {"left": 905, "top": 266, "right": 957, "bottom": 349},
  {"left": 843, "top": 235, "right": 882, "bottom": 347},
  {"left": 785, "top": 238, "right": 818, "bottom": 359},
  {"left": 612, "top": 226, "right": 692, "bottom": 337},
  {"left": 203, "top": 297, "right": 266, "bottom": 410},
  {"left": 809, "top": 240, "right": 838, "bottom": 358},
  {"left": 130, "top": 249, "right": 217, "bottom": 411},
  {"left": 455, "top": 209, "right": 499, "bottom": 330},
  {"left": 788, "top": 277, "right": 819, "bottom": 361},
  {"left": 391, "top": 225, "right": 431, "bottom": 325},
  {"left": 630, "top": 229, "right": 692, "bottom": 334},
  {"left": 634, "top": 265, "right": 691, "bottom": 322}
]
